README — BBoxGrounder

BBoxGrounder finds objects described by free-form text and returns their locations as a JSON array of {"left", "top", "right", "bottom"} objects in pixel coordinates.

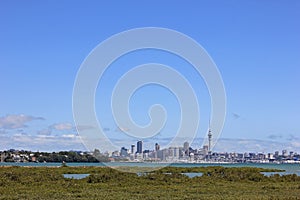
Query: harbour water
[{"left": 1, "top": 162, "right": 300, "bottom": 175}]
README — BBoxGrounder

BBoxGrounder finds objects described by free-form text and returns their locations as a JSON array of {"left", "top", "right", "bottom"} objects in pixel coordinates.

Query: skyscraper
[
  {"left": 155, "top": 143, "right": 160, "bottom": 151},
  {"left": 183, "top": 141, "right": 189, "bottom": 156},
  {"left": 120, "top": 147, "right": 128, "bottom": 157},
  {"left": 137, "top": 141, "right": 143, "bottom": 154},
  {"left": 183, "top": 142, "right": 189, "bottom": 150},
  {"left": 131, "top": 144, "right": 135, "bottom": 154}
]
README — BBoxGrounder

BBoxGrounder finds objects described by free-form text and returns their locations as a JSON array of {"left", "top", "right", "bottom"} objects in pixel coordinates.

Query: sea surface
[{"left": 1, "top": 162, "right": 300, "bottom": 175}]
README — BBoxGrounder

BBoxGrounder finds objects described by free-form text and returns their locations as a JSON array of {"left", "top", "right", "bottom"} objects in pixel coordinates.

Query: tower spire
[{"left": 208, "top": 120, "right": 212, "bottom": 152}]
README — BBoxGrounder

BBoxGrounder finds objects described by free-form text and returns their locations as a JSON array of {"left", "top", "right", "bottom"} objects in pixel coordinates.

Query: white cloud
[
  {"left": 0, "top": 117, "right": 86, "bottom": 151},
  {"left": 51, "top": 123, "right": 73, "bottom": 131},
  {"left": 37, "top": 122, "right": 75, "bottom": 136},
  {"left": 36, "top": 134, "right": 55, "bottom": 139},
  {"left": 1, "top": 133, "right": 85, "bottom": 152},
  {"left": 62, "top": 134, "right": 77, "bottom": 138},
  {"left": 0, "top": 114, "right": 44, "bottom": 129}
]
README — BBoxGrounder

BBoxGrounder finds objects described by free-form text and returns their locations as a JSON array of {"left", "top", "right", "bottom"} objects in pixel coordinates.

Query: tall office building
[
  {"left": 174, "top": 147, "right": 179, "bottom": 159},
  {"left": 131, "top": 144, "right": 135, "bottom": 154},
  {"left": 183, "top": 141, "right": 189, "bottom": 156},
  {"left": 120, "top": 147, "right": 128, "bottom": 157},
  {"left": 183, "top": 142, "right": 189, "bottom": 150},
  {"left": 155, "top": 143, "right": 160, "bottom": 151},
  {"left": 137, "top": 141, "right": 143, "bottom": 154}
]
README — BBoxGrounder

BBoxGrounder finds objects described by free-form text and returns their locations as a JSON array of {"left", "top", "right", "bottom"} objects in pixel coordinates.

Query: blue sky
[{"left": 0, "top": 1, "right": 299, "bottom": 152}]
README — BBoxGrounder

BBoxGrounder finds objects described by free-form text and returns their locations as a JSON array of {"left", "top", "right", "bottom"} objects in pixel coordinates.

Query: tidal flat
[{"left": 0, "top": 166, "right": 299, "bottom": 199}]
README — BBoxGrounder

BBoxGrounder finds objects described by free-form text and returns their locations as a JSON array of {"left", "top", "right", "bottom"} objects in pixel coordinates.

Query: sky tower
[{"left": 208, "top": 126, "right": 212, "bottom": 153}]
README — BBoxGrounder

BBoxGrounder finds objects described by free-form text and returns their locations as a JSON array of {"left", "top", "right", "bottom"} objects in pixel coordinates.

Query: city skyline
[
  {"left": 1, "top": 1, "right": 299, "bottom": 152},
  {"left": 1, "top": 139, "right": 299, "bottom": 164}
]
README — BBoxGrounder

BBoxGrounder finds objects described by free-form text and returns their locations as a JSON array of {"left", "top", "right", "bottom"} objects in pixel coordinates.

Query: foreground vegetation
[{"left": 0, "top": 166, "right": 299, "bottom": 199}]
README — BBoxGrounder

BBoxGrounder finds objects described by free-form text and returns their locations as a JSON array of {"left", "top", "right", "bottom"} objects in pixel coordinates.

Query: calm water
[
  {"left": 182, "top": 172, "right": 203, "bottom": 178},
  {"left": 260, "top": 171, "right": 298, "bottom": 177},
  {"left": 63, "top": 174, "right": 90, "bottom": 179},
  {"left": 1, "top": 162, "right": 299, "bottom": 175},
  {"left": 137, "top": 172, "right": 203, "bottom": 178}
]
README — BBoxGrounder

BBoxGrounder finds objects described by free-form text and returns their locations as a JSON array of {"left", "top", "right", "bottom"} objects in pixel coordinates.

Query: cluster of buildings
[
  {"left": 0, "top": 150, "right": 36, "bottom": 163},
  {"left": 110, "top": 140, "right": 300, "bottom": 163},
  {"left": 1, "top": 145, "right": 300, "bottom": 164},
  {"left": 1, "top": 130, "right": 299, "bottom": 164},
  {"left": 0, "top": 149, "right": 107, "bottom": 163},
  {"left": 110, "top": 128, "right": 299, "bottom": 163}
]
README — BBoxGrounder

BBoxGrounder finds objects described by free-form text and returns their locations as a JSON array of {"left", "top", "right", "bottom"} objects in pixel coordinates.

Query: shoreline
[{"left": 1, "top": 160, "right": 300, "bottom": 165}]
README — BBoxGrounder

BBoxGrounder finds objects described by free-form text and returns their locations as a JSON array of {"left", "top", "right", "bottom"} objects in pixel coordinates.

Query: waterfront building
[
  {"left": 131, "top": 144, "right": 135, "bottom": 154},
  {"left": 120, "top": 147, "right": 129, "bottom": 157},
  {"left": 137, "top": 141, "right": 143, "bottom": 154},
  {"left": 268, "top": 153, "right": 274, "bottom": 159},
  {"left": 183, "top": 141, "right": 189, "bottom": 156},
  {"left": 155, "top": 143, "right": 160, "bottom": 151},
  {"left": 112, "top": 150, "right": 120, "bottom": 157},
  {"left": 174, "top": 147, "right": 179, "bottom": 159},
  {"left": 282, "top": 149, "right": 288, "bottom": 157},
  {"left": 203, "top": 145, "right": 209, "bottom": 156},
  {"left": 275, "top": 151, "right": 279, "bottom": 158}
]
